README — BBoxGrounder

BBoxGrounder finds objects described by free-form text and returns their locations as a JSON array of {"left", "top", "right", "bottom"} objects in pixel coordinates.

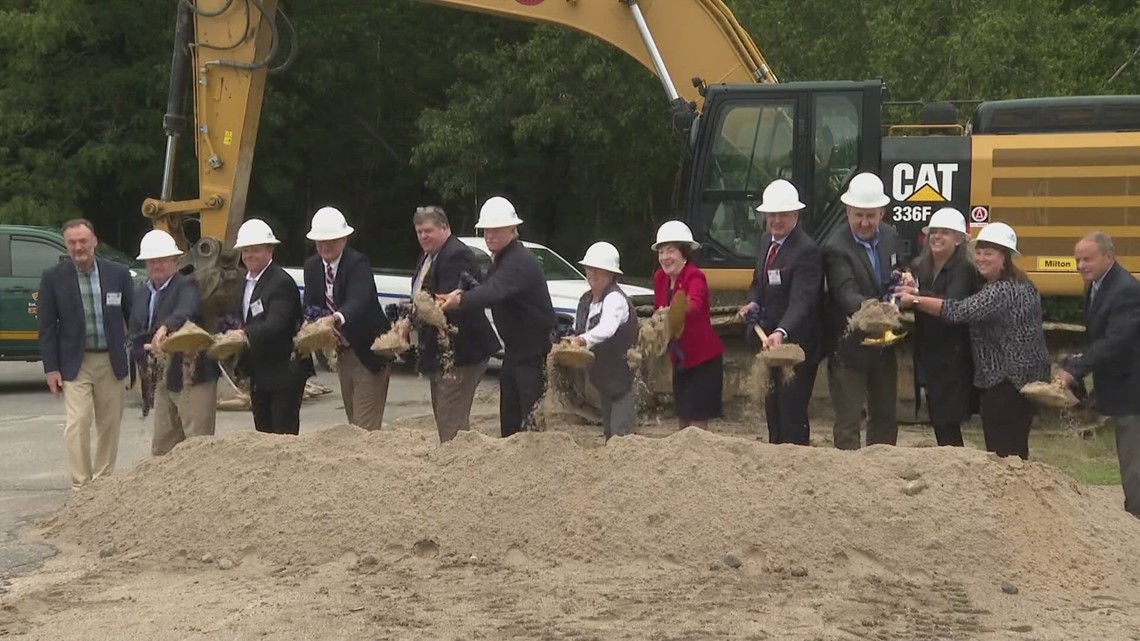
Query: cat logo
[{"left": 891, "top": 162, "right": 958, "bottom": 202}]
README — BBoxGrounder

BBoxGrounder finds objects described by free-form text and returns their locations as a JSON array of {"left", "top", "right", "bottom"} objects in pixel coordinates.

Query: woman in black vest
[
  {"left": 566, "top": 242, "right": 640, "bottom": 440},
  {"left": 907, "top": 208, "right": 980, "bottom": 446}
]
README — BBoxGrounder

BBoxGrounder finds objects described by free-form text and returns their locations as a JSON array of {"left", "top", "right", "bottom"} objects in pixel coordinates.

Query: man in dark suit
[
  {"left": 37, "top": 219, "right": 134, "bottom": 489},
  {"left": 438, "top": 196, "right": 556, "bottom": 438},
  {"left": 128, "top": 230, "right": 219, "bottom": 456},
  {"left": 738, "top": 180, "right": 824, "bottom": 445},
  {"left": 1059, "top": 232, "right": 1140, "bottom": 518},
  {"left": 409, "top": 206, "right": 501, "bottom": 443},
  {"left": 823, "top": 172, "right": 907, "bottom": 450},
  {"left": 302, "top": 207, "right": 391, "bottom": 430},
  {"left": 231, "top": 219, "right": 312, "bottom": 435}
]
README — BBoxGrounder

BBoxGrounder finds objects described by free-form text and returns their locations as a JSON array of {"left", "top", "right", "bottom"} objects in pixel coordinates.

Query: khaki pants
[
  {"left": 63, "top": 352, "right": 125, "bottom": 489},
  {"left": 1116, "top": 414, "right": 1140, "bottom": 517},
  {"left": 828, "top": 355, "right": 898, "bottom": 450},
  {"left": 430, "top": 360, "right": 488, "bottom": 443},
  {"left": 152, "top": 379, "right": 218, "bottom": 456},
  {"left": 338, "top": 349, "right": 390, "bottom": 430}
]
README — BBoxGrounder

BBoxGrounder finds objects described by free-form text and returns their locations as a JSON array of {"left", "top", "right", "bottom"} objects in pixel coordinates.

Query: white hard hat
[
  {"left": 756, "top": 179, "right": 805, "bottom": 213},
  {"left": 975, "top": 222, "right": 1020, "bottom": 255},
  {"left": 652, "top": 220, "right": 701, "bottom": 251},
  {"left": 474, "top": 196, "right": 524, "bottom": 229},
  {"left": 306, "top": 206, "right": 354, "bottom": 241},
  {"left": 233, "top": 218, "right": 281, "bottom": 249},
  {"left": 578, "top": 241, "right": 623, "bottom": 275},
  {"left": 840, "top": 172, "right": 891, "bottom": 209},
  {"left": 136, "top": 229, "right": 182, "bottom": 261},
  {"left": 922, "top": 207, "right": 967, "bottom": 235}
]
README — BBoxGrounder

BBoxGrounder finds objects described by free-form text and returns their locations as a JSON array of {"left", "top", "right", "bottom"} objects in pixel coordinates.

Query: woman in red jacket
[{"left": 652, "top": 220, "right": 726, "bottom": 429}]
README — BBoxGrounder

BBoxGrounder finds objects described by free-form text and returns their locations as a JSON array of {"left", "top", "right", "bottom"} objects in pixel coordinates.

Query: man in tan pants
[
  {"left": 37, "top": 219, "right": 134, "bottom": 489},
  {"left": 129, "top": 230, "right": 219, "bottom": 455},
  {"left": 302, "top": 207, "right": 392, "bottom": 429}
]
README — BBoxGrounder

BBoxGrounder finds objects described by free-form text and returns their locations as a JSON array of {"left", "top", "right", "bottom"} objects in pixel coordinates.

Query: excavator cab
[{"left": 686, "top": 80, "right": 883, "bottom": 284}]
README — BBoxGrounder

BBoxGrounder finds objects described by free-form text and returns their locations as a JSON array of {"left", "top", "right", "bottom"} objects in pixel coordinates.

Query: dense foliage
[{"left": 2, "top": 0, "right": 1138, "bottom": 280}]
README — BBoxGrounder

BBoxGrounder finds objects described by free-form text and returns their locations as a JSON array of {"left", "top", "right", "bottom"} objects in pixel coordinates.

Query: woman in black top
[
  {"left": 898, "top": 222, "right": 1050, "bottom": 460},
  {"left": 908, "top": 208, "right": 980, "bottom": 447}
]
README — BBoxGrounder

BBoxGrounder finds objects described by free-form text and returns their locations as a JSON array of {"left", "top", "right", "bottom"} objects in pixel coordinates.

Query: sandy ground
[{"left": 2, "top": 389, "right": 1139, "bottom": 641}]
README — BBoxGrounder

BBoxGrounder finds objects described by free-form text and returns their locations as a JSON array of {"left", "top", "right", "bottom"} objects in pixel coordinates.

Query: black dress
[{"left": 911, "top": 250, "right": 979, "bottom": 445}]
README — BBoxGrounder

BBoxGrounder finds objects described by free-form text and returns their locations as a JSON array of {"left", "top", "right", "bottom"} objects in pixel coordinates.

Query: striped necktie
[{"left": 325, "top": 263, "right": 337, "bottom": 314}]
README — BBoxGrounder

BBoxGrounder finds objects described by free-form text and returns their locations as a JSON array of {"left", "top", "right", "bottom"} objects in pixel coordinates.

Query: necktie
[
  {"left": 325, "top": 263, "right": 337, "bottom": 314},
  {"left": 413, "top": 254, "right": 433, "bottom": 294},
  {"left": 764, "top": 241, "right": 779, "bottom": 272}
]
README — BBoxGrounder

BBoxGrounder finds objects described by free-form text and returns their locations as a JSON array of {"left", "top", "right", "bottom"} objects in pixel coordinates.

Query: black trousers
[
  {"left": 500, "top": 353, "right": 546, "bottom": 438},
  {"left": 250, "top": 377, "right": 307, "bottom": 435},
  {"left": 979, "top": 380, "right": 1033, "bottom": 459},
  {"left": 765, "top": 359, "right": 819, "bottom": 445}
]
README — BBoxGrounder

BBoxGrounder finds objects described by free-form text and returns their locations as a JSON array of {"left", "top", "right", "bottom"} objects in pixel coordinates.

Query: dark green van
[{"left": 0, "top": 225, "right": 140, "bottom": 362}]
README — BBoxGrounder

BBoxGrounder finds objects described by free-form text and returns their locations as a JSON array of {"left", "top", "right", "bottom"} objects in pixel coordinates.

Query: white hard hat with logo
[
  {"left": 652, "top": 220, "right": 701, "bottom": 251},
  {"left": 975, "top": 222, "right": 1019, "bottom": 256},
  {"left": 475, "top": 196, "right": 524, "bottom": 229},
  {"left": 923, "top": 207, "right": 967, "bottom": 235},
  {"left": 840, "top": 172, "right": 891, "bottom": 209},
  {"left": 578, "top": 241, "right": 623, "bottom": 275},
  {"left": 233, "top": 218, "right": 281, "bottom": 249},
  {"left": 756, "top": 179, "right": 805, "bottom": 213},
  {"left": 136, "top": 229, "right": 182, "bottom": 261},
  {"left": 306, "top": 206, "right": 355, "bottom": 241}
]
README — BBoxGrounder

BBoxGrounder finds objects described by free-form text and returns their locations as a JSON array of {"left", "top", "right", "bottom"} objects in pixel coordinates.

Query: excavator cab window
[{"left": 810, "top": 93, "right": 864, "bottom": 233}]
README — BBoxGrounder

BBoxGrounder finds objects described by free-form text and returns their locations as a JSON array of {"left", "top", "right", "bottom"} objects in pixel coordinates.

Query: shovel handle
[{"left": 753, "top": 324, "right": 769, "bottom": 349}]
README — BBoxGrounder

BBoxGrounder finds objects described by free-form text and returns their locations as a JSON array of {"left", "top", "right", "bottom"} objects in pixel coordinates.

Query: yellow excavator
[{"left": 145, "top": 0, "right": 1140, "bottom": 315}]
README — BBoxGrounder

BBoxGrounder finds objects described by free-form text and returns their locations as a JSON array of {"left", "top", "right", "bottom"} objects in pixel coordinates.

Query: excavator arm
[{"left": 141, "top": 0, "right": 776, "bottom": 248}]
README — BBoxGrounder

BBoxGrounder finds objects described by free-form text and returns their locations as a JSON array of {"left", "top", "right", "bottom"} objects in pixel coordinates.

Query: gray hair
[
  {"left": 1081, "top": 231, "right": 1114, "bottom": 257},
  {"left": 61, "top": 218, "right": 96, "bottom": 234},
  {"left": 413, "top": 205, "right": 449, "bottom": 228}
]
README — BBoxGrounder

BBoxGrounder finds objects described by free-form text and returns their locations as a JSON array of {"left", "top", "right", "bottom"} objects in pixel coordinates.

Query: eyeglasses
[{"left": 415, "top": 206, "right": 444, "bottom": 215}]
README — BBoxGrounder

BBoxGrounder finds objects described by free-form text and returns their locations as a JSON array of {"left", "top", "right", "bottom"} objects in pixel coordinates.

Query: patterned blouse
[{"left": 941, "top": 279, "right": 1050, "bottom": 390}]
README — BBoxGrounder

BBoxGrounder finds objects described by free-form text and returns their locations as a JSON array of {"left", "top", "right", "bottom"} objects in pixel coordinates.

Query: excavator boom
[{"left": 141, "top": 0, "right": 775, "bottom": 244}]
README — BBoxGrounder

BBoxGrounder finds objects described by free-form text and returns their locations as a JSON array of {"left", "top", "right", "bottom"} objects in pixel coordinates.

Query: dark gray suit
[
  {"left": 38, "top": 257, "right": 134, "bottom": 380},
  {"left": 823, "top": 223, "right": 906, "bottom": 450},
  {"left": 128, "top": 272, "right": 220, "bottom": 392},
  {"left": 1063, "top": 262, "right": 1140, "bottom": 517}
]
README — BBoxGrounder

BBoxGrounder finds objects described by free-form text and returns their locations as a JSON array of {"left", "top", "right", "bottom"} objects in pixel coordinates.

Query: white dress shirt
[
  {"left": 243, "top": 260, "right": 272, "bottom": 319},
  {"left": 581, "top": 290, "right": 630, "bottom": 349}
]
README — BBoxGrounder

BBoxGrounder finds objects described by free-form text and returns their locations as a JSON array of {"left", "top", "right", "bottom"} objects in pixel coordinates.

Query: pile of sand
[{"left": 42, "top": 426, "right": 1140, "bottom": 592}]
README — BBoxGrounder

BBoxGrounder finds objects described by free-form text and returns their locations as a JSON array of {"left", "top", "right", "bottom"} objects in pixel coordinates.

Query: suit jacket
[
  {"left": 1063, "top": 262, "right": 1140, "bottom": 417},
  {"left": 823, "top": 222, "right": 906, "bottom": 369},
  {"left": 128, "top": 273, "right": 220, "bottom": 392},
  {"left": 38, "top": 257, "right": 134, "bottom": 381},
  {"left": 653, "top": 262, "right": 724, "bottom": 369},
  {"left": 303, "top": 247, "right": 389, "bottom": 373},
  {"left": 414, "top": 235, "right": 500, "bottom": 373},
  {"left": 746, "top": 224, "right": 825, "bottom": 363},
  {"left": 235, "top": 262, "right": 313, "bottom": 391},
  {"left": 461, "top": 238, "right": 556, "bottom": 363}
]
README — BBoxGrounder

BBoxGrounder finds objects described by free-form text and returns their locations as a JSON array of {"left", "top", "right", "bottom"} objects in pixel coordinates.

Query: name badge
[
  {"left": 767, "top": 269, "right": 782, "bottom": 286},
  {"left": 106, "top": 292, "right": 122, "bottom": 306},
  {"left": 890, "top": 253, "right": 898, "bottom": 266},
  {"left": 250, "top": 299, "right": 265, "bottom": 317}
]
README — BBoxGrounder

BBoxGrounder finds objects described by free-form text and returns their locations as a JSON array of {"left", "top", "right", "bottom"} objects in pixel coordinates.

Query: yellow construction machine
[{"left": 144, "top": 0, "right": 1140, "bottom": 313}]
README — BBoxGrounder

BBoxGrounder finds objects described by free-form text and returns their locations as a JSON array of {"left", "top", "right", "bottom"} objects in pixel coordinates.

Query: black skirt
[{"left": 673, "top": 354, "right": 724, "bottom": 422}]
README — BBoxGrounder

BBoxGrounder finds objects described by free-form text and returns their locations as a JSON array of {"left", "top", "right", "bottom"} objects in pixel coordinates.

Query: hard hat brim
[
  {"left": 305, "top": 225, "right": 355, "bottom": 241},
  {"left": 233, "top": 238, "right": 281, "bottom": 249},
  {"left": 839, "top": 192, "right": 891, "bottom": 209},
  {"left": 474, "top": 218, "right": 524, "bottom": 230},
  {"left": 136, "top": 249, "right": 183, "bottom": 261},
  {"left": 651, "top": 239, "right": 701, "bottom": 251},
  {"left": 756, "top": 200, "right": 806, "bottom": 213},
  {"left": 577, "top": 259, "right": 623, "bottom": 275},
  {"left": 921, "top": 224, "right": 967, "bottom": 235}
]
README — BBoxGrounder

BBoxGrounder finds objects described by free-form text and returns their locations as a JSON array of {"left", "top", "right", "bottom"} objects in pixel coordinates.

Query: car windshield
[{"left": 470, "top": 246, "right": 584, "bottom": 281}]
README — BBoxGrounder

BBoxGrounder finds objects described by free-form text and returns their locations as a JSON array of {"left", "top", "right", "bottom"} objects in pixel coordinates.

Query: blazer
[
  {"left": 128, "top": 272, "right": 220, "bottom": 392},
  {"left": 303, "top": 246, "right": 389, "bottom": 373},
  {"left": 823, "top": 222, "right": 906, "bottom": 369},
  {"left": 653, "top": 261, "right": 724, "bottom": 369},
  {"left": 460, "top": 238, "right": 556, "bottom": 362},
  {"left": 414, "top": 234, "right": 500, "bottom": 373},
  {"left": 1063, "top": 262, "right": 1140, "bottom": 417},
  {"left": 38, "top": 257, "right": 134, "bottom": 381},
  {"left": 746, "top": 224, "right": 825, "bottom": 363},
  {"left": 235, "top": 262, "right": 313, "bottom": 391}
]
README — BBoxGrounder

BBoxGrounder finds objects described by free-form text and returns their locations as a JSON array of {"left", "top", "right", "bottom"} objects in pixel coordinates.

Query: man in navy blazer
[
  {"left": 302, "top": 207, "right": 391, "bottom": 429},
  {"left": 37, "top": 219, "right": 134, "bottom": 490}
]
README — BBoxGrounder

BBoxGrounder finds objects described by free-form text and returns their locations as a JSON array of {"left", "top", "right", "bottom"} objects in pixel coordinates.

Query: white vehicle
[{"left": 283, "top": 238, "right": 655, "bottom": 354}]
